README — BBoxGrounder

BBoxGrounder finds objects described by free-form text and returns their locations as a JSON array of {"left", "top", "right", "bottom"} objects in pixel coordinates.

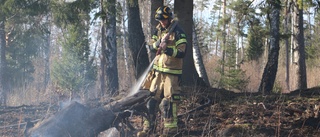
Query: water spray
[{"left": 128, "top": 58, "right": 156, "bottom": 96}]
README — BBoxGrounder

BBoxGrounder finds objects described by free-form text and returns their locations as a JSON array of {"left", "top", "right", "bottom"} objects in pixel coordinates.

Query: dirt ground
[{"left": 0, "top": 87, "right": 319, "bottom": 137}]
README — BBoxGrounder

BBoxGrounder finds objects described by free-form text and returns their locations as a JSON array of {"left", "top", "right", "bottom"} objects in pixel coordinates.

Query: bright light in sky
[{"left": 65, "top": 0, "right": 77, "bottom": 3}]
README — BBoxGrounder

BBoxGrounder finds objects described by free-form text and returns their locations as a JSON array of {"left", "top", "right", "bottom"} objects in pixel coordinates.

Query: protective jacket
[{"left": 150, "top": 20, "right": 187, "bottom": 75}]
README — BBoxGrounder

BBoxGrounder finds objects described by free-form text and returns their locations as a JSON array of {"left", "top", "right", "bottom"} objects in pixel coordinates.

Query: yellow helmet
[{"left": 155, "top": 6, "right": 172, "bottom": 21}]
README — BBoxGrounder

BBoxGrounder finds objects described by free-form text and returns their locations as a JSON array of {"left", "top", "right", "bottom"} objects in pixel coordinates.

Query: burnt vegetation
[{"left": 0, "top": 87, "right": 319, "bottom": 137}]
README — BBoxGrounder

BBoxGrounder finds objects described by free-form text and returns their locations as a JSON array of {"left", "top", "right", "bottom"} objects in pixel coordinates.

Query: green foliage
[
  {"left": 51, "top": 25, "right": 96, "bottom": 93},
  {"left": 51, "top": 0, "right": 96, "bottom": 28},
  {"left": 51, "top": 0, "right": 97, "bottom": 94},
  {"left": 246, "top": 18, "right": 266, "bottom": 61},
  {"left": 218, "top": 38, "right": 249, "bottom": 91},
  {"left": 52, "top": 51, "right": 96, "bottom": 93},
  {"left": 1, "top": 0, "right": 50, "bottom": 88},
  {"left": 306, "top": 13, "right": 320, "bottom": 67},
  {"left": 5, "top": 25, "right": 44, "bottom": 87}
]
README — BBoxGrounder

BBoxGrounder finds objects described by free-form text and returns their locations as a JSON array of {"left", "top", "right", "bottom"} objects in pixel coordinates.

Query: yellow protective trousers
[{"left": 144, "top": 71, "right": 181, "bottom": 129}]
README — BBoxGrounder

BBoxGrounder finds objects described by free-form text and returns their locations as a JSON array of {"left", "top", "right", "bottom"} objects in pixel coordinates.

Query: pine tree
[
  {"left": 219, "top": 37, "right": 248, "bottom": 91},
  {"left": 246, "top": 18, "right": 265, "bottom": 61},
  {"left": 0, "top": 0, "right": 50, "bottom": 105},
  {"left": 51, "top": 1, "right": 97, "bottom": 96}
]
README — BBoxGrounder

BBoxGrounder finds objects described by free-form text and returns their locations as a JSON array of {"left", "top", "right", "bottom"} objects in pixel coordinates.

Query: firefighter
[{"left": 138, "top": 6, "right": 187, "bottom": 137}]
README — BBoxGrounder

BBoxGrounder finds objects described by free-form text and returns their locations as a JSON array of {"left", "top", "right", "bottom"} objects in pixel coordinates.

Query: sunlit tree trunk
[
  {"left": 291, "top": 0, "right": 307, "bottom": 90},
  {"left": 105, "top": 0, "right": 119, "bottom": 95},
  {"left": 192, "top": 23, "right": 210, "bottom": 86},
  {"left": 121, "top": 0, "right": 132, "bottom": 88},
  {"left": 284, "top": 0, "right": 290, "bottom": 91},
  {"left": 258, "top": 0, "right": 281, "bottom": 94}
]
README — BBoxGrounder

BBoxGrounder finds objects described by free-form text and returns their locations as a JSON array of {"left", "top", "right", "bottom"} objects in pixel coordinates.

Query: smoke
[{"left": 59, "top": 97, "right": 83, "bottom": 110}]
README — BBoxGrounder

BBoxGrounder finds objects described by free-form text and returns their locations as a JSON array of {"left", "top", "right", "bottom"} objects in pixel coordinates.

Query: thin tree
[
  {"left": 192, "top": 22, "right": 210, "bottom": 86},
  {"left": 0, "top": 16, "right": 6, "bottom": 105},
  {"left": 219, "top": 0, "right": 227, "bottom": 88},
  {"left": 100, "top": 0, "right": 106, "bottom": 97}
]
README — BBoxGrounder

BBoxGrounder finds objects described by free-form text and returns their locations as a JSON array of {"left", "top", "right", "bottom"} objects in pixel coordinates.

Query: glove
[
  {"left": 159, "top": 35, "right": 168, "bottom": 50},
  {"left": 159, "top": 41, "right": 167, "bottom": 50},
  {"left": 154, "top": 39, "right": 161, "bottom": 48}
]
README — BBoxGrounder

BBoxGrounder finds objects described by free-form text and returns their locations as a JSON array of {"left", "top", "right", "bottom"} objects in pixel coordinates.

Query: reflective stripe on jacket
[{"left": 151, "top": 21, "right": 187, "bottom": 75}]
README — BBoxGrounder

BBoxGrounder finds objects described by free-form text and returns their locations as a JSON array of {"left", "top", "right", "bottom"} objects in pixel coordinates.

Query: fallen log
[{"left": 25, "top": 90, "right": 151, "bottom": 137}]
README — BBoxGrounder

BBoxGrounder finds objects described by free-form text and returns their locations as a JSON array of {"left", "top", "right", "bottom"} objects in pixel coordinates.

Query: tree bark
[
  {"left": 121, "top": 0, "right": 132, "bottom": 88},
  {"left": 258, "top": 0, "right": 281, "bottom": 94},
  {"left": 292, "top": 0, "right": 307, "bottom": 90},
  {"left": 174, "top": 0, "right": 199, "bottom": 86},
  {"left": 220, "top": 0, "right": 227, "bottom": 87},
  {"left": 192, "top": 23, "right": 210, "bottom": 87},
  {"left": 284, "top": 0, "right": 290, "bottom": 91},
  {"left": 106, "top": 0, "right": 119, "bottom": 95},
  {"left": 127, "top": 0, "right": 149, "bottom": 79},
  {"left": 100, "top": 0, "right": 106, "bottom": 97}
]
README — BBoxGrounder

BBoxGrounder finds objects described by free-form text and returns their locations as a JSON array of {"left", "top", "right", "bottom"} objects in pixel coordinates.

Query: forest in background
[{"left": 0, "top": 0, "right": 319, "bottom": 106}]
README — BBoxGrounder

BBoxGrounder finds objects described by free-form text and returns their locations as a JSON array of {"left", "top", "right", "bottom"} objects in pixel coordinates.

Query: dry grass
[{"left": 203, "top": 53, "right": 320, "bottom": 93}]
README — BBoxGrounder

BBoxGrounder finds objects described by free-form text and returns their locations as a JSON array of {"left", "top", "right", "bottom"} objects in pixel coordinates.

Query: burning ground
[{"left": 0, "top": 87, "right": 319, "bottom": 137}]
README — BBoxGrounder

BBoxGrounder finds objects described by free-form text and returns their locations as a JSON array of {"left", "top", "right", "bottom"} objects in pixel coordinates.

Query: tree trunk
[
  {"left": 0, "top": 17, "right": 6, "bottom": 106},
  {"left": 174, "top": 0, "right": 198, "bottom": 86},
  {"left": 219, "top": 0, "right": 227, "bottom": 88},
  {"left": 106, "top": 0, "right": 119, "bottom": 95},
  {"left": 292, "top": 0, "right": 307, "bottom": 90},
  {"left": 215, "top": 4, "right": 221, "bottom": 56},
  {"left": 122, "top": 0, "right": 132, "bottom": 88},
  {"left": 44, "top": 16, "right": 51, "bottom": 90},
  {"left": 100, "top": 0, "right": 106, "bottom": 97},
  {"left": 258, "top": 0, "right": 281, "bottom": 94},
  {"left": 25, "top": 90, "right": 151, "bottom": 137},
  {"left": 192, "top": 23, "right": 210, "bottom": 87},
  {"left": 284, "top": 0, "right": 290, "bottom": 91},
  {"left": 127, "top": 0, "right": 149, "bottom": 79}
]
